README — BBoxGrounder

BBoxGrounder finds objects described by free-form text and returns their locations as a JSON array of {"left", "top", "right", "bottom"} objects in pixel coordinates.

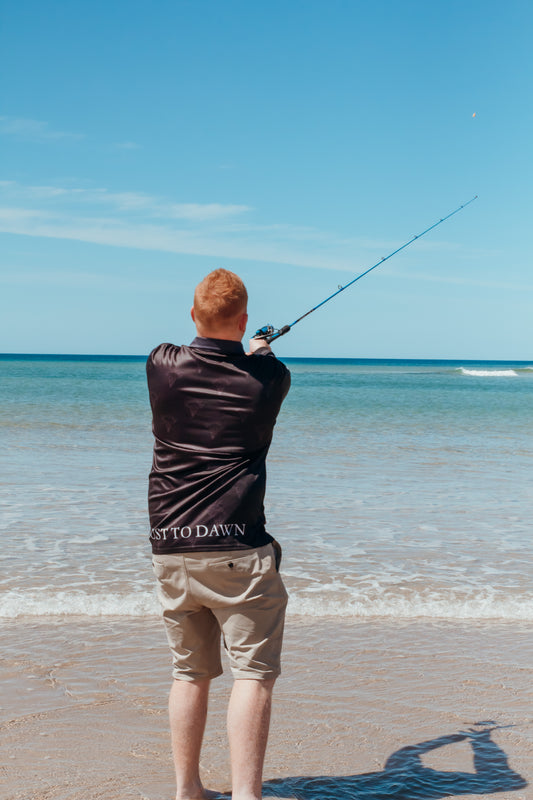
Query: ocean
[{"left": 1, "top": 353, "right": 532, "bottom": 623}]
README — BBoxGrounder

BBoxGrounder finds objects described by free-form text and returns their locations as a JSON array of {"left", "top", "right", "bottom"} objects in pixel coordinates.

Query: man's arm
[{"left": 247, "top": 336, "right": 291, "bottom": 401}]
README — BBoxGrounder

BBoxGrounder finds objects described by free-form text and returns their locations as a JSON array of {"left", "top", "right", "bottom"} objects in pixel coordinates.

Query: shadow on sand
[{"left": 262, "top": 724, "right": 527, "bottom": 800}]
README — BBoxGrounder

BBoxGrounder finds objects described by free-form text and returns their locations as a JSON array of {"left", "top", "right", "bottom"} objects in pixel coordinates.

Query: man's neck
[
  {"left": 189, "top": 336, "right": 245, "bottom": 354},
  {"left": 194, "top": 330, "right": 243, "bottom": 343}
]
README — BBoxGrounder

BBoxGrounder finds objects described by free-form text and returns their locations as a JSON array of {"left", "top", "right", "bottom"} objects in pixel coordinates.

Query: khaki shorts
[{"left": 152, "top": 543, "right": 288, "bottom": 681}]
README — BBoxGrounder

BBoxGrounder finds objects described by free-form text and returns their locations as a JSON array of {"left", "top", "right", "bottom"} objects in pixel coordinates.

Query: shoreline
[{"left": 2, "top": 617, "right": 531, "bottom": 800}]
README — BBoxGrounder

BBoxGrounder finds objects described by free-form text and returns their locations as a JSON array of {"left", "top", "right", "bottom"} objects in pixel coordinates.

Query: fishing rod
[{"left": 254, "top": 196, "right": 478, "bottom": 343}]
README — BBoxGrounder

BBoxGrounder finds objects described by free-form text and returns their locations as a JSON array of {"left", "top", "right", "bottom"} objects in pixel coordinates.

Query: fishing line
[{"left": 254, "top": 195, "right": 478, "bottom": 343}]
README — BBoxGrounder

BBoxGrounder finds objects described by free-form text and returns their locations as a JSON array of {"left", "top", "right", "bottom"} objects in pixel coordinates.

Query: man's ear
[
  {"left": 190, "top": 307, "right": 196, "bottom": 323},
  {"left": 238, "top": 312, "right": 248, "bottom": 333}
]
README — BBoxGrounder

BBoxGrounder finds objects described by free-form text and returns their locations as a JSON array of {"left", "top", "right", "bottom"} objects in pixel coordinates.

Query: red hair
[{"left": 193, "top": 269, "right": 248, "bottom": 328}]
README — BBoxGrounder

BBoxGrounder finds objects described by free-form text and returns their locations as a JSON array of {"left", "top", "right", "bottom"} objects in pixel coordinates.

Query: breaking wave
[
  {"left": 2, "top": 587, "right": 532, "bottom": 622},
  {"left": 0, "top": 589, "right": 159, "bottom": 619},
  {"left": 458, "top": 368, "right": 519, "bottom": 377},
  {"left": 288, "top": 591, "right": 533, "bottom": 621}
]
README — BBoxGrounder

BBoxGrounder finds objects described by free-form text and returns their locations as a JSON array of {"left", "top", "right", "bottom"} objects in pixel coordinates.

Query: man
[{"left": 147, "top": 268, "right": 290, "bottom": 800}]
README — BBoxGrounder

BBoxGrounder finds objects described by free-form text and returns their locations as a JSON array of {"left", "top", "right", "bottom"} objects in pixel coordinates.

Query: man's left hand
[{"left": 248, "top": 337, "right": 272, "bottom": 354}]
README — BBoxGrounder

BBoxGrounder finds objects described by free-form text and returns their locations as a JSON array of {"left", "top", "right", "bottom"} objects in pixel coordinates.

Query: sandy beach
[{"left": 2, "top": 617, "right": 531, "bottom": 800}]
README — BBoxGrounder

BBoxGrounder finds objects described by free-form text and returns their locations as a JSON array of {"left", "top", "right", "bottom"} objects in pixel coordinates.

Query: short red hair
[{"left": 193, "top": 269, "right": 248, "bottom": 328}]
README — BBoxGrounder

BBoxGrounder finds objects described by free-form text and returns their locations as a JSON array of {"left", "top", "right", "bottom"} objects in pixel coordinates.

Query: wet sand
[{"left": 1, "top": 617, "right": 531, "bottom": 800}]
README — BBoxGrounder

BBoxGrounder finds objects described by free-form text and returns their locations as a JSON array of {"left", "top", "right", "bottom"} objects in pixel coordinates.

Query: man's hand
[{"left": 248, "top": 337, "right": 272, "bottom": 354}]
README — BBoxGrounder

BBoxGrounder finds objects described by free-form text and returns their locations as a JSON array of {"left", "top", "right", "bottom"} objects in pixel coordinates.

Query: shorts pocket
[{"left": 208, "top": 550, "right": 260, "bottom": 575}]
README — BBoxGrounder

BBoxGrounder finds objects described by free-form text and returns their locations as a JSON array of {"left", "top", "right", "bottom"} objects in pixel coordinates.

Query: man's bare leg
[
  {"left": 227, "top": 678, "right": 275, "bottom": 800},
  {"left": 169, "top": 677, "right": 213, "bottom": 800}
]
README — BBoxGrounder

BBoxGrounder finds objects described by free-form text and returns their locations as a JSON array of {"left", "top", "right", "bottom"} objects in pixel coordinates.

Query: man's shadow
[{"left": 263, "top": 724, "right": 527, "bottom": 799}]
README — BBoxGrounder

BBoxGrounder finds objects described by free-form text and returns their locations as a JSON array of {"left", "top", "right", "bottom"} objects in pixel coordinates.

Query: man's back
[{"left": 147, "top": 338, "right": 290, "bottom": 554}]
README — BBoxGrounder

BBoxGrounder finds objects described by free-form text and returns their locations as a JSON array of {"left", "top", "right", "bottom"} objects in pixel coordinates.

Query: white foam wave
[
  {"left": 459, "top": 368, "right": 518, "bottom": 377},
  {"left": 0, "top": 590, "right": 159, "bottom": 618},
  {"left": 2, "top": 588, "right": 532, "bottom": 621},
  {"left": 288, "top": 591, "right": 533, "bottom": 621}
]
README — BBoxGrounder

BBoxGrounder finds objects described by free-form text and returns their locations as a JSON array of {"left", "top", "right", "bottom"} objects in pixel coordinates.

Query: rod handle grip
[{"left": 265, "top": 325, "right": 291, "bottom": 343}]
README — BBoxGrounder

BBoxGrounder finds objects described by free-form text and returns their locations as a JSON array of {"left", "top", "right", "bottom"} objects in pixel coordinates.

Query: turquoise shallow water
[{"left": 1, "top": 354, "right": 532, "bottom": 620}]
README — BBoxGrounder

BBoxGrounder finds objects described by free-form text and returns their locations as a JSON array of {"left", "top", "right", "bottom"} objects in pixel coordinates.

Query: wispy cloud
[
  {"left": 0, "top": 178, "right": 490, "bottom": 278},
  {"left": 0, "top": 181, "right": 251, "bottom": 221},
  {"left": 0, "top": 116, "right": 84, "bottom": 141},
  {"left": 0, "top": 207, "right": 51, "bottom": 222},
  {"left": 0, "top": 211, "right": 353, "bottom": 270},
  {"left": 167, "top": 203, "right": 252, "bottom": 221}
]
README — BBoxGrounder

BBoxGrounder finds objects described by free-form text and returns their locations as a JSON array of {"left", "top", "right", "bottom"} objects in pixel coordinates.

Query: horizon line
[{"left": 1, "top": 352, "right": 532, "bottom": 365}]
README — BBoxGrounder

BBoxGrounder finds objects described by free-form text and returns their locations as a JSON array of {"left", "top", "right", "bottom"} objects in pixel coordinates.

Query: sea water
[{"left": 1, "top": 354, "right": 532, "bottom": 622}]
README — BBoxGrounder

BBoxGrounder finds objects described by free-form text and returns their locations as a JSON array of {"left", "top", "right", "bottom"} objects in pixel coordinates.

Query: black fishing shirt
[{"left": 147, "top": 337, "right": 290, "bottom": 554}]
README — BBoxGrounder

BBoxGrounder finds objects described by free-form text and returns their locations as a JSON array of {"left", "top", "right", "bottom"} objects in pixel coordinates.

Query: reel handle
[{"left": 253, "top": 324, "right": 291, "bottom": 344}]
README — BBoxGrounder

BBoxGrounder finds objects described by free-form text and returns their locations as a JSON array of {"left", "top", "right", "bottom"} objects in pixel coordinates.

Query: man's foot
[{"left": 175, "top": 789, "right": 227, "bottom": 800}]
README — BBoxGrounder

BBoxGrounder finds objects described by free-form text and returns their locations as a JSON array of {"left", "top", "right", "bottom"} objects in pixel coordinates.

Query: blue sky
[{"left": 1, "top": 0, "right": 531, "bottom": 358}]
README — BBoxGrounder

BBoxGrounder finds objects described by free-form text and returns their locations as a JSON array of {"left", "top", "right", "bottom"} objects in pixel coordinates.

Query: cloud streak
[
  {"left": 0, "top": 179, "right": 495, "bottom": 282},
  {"left": 1, "top": 179, "right": 361, "bottom": 270},
  {"left": 0, "top": 210, "right": 360, "bottom": 271},
  {"left": 0, "top": 116, "right": 84, "bottom": 141},
  {"left": 0, "top": 181, "right": 251, "bottom": 221}
]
